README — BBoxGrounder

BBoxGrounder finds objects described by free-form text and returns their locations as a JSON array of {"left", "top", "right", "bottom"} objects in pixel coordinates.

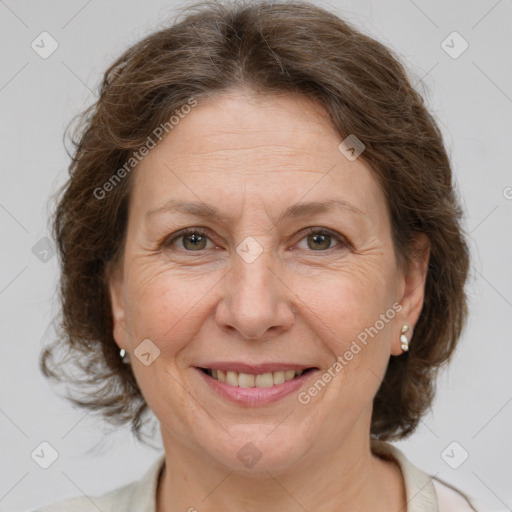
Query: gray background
[{"left": 0, "top": 0, "right": 511, "bottom": 510}]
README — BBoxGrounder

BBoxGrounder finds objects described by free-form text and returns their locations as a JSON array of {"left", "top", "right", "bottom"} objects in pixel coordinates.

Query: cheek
[
  {"left": 297, "top": 272, "right": 396, "bottom": 414},
  {"left": 291, "top": 265, "right": 398, "bottom": 408},
  {"left": 123, "top": 264, "right": 214, "bottom": 351},
  {"left": 293, "top": 261, "right": 396, "bottom": 340}
]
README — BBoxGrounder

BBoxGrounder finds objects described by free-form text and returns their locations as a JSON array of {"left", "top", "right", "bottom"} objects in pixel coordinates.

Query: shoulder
[
  {"left": 433, "top": 478, "right": 478, "bottom": 512},
  {"left": 32, "top": 454, "right": 166, "bottom": 512},
  {"left": 371, "top": 440, "right": 478, "bottom": 512}
]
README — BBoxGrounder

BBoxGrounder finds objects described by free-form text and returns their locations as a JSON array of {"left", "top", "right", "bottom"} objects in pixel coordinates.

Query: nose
[{"left": 215, "top": 249, "right": 295, "bottom": 340}]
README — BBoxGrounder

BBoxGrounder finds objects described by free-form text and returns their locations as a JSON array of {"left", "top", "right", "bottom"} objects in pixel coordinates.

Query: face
[{"left": 109, "top": 90, "right": 427, "bottom": 474}]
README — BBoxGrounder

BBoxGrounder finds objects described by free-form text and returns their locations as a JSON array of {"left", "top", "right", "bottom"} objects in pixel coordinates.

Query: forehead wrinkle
[
  {"left": 163, "top": 159, "right": 337, "bottom": 179},
  {"left": 173, "top": 142, "right": 337, "bottom": 162}
]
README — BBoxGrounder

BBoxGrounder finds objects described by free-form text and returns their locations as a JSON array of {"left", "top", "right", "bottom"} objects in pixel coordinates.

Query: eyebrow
[{"left": 145, "top": 198, "right": 365, "bottom": 224}]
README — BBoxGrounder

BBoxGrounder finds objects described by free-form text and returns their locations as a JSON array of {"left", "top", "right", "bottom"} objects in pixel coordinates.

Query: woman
[{"left": 37, "top": 1, "right": 477, "bottom": 510}]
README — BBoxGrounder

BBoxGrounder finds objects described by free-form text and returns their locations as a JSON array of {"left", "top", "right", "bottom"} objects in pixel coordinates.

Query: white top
[{"left": 34, "top": 440, "right": 477, "bottom": 511}]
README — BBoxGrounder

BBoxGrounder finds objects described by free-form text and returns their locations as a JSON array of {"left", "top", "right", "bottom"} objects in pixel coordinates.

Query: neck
[{"left": 156, "top": 421, "right": 406, "bottom": 512}]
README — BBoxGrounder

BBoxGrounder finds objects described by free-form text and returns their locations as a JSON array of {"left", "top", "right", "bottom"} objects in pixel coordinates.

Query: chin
[{"left": 201, "top": 424, "right": 312, "bottom": 475}]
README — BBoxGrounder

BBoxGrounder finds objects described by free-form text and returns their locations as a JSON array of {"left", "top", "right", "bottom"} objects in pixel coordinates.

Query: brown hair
[{"left": 41, "top": 0, "right": 470, "bottom": 442}]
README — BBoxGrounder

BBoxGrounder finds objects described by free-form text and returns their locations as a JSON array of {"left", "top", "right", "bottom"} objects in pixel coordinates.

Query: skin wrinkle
[{"left": 108, "top": 90, "right": 428, "bottom": 512}]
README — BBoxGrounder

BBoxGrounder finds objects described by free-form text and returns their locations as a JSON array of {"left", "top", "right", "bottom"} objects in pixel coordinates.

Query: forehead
[
  {"left": 155, "top": 91, "right": 342, "bottom": 169},
  {"left": 131, "top": 90, "right": 386, "bottom": 222}
]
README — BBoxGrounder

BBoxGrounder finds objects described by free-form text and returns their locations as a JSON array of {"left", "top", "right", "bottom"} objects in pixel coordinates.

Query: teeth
[
  {"left": 255, "top": 372, "right": 273, "bottom": 388},
  {"left": 207, "top": 368, "right": 306, "bottom": 387},
  {"left": 273, "top": 371, "right": 285, "bottom": 385},
  {"left": 285, "top": 370, "right": 296, "bottom": 381},
  {"left": 226, "top": 371, "right": 238, "bottom": 387},
  {"left": 238, "top": 373, "right": 255, "bottom": 388}
]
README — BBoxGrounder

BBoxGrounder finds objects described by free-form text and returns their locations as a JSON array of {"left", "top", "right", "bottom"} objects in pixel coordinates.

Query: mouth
[
  {"left": 195, "top": 364, "right": 319, "bottom": 406},
  {"left": 199, "top": 367, "right": 315, "bottom": 388}
]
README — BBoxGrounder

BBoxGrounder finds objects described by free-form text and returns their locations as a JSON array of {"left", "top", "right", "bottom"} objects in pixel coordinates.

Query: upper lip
[{"left": 197, "top": 362, "right": 317, "bottom": 374}]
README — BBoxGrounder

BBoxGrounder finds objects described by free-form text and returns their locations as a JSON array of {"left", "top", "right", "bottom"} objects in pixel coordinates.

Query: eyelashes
[{"left": 161, "top": 226, "right": 349, "bottom": 254}]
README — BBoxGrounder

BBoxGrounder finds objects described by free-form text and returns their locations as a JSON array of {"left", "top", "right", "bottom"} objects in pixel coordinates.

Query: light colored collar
[
  {"left": 96, "top": 452, "right": 166, "bottom": 512},
  {"left": 140, "top": 453, "right": 166, "bottom": 512},
  {"left": 372, "top": 439, "right": 439, "bottom": 511}
]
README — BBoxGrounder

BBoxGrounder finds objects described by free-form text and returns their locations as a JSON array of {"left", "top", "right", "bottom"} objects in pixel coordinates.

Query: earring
[
  {"left": 400, "top": 325, "right": 410, "bottom": 352},
  {"left": 120, "top": 348, "right": 131, "bottom": 363}
]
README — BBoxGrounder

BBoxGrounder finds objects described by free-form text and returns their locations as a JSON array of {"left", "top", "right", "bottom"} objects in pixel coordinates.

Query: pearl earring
[
  {"left": 400, "top": 325, "right": 410, "bottom": 352},
  {"left": 120, "top": 348, "right": 131, "bottom": 363}
]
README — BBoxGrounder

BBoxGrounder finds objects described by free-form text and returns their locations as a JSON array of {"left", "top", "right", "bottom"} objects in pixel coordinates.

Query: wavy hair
[{"left": 40, "top": 0, "right": 470, "bottom": 442}]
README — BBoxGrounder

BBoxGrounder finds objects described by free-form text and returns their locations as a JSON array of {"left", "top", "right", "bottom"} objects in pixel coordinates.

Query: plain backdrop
[{"left": 0, "top": 0, "right": 511, "bottom": 511}]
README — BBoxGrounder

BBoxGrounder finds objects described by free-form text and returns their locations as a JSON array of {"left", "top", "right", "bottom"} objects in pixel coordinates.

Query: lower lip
[{"left": 196, "top": 368, "right": 316, "bottom": 406}]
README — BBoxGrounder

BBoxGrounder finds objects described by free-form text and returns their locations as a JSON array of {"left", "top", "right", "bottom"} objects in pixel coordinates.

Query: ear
[
  {"left": 106, "top": 260, "right": 130, "bottom": 352},
  {"left": 391, "top": 233, "right": 430, "bottom": 356}
]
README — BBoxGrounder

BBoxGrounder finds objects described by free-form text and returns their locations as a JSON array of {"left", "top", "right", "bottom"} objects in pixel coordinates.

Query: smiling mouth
[{"left": 200, "top": 368, "right": 316, "bottom": 388}]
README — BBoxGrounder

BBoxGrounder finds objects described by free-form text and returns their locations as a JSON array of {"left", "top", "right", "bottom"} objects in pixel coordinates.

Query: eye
[
  {"left": 165, "top": 228, "right": 216, "bottom": 251},
  {"left": 296, "top": 228, "right": 346, "bottom": 252},
  {"left": 162, "top": 227, "right": 348, "bottom": 253}
]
